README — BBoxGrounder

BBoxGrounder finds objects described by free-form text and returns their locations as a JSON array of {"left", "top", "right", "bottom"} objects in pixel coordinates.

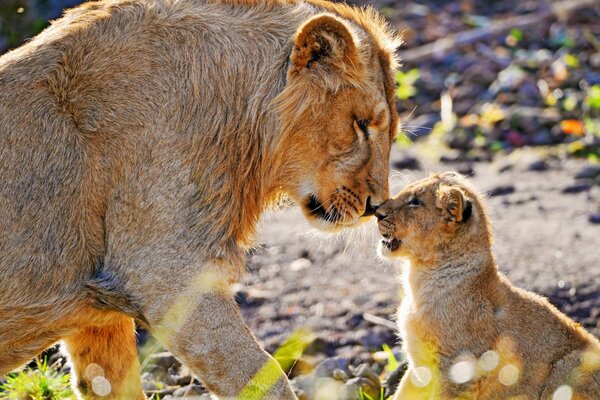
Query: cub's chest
[{"left": 398, "top": 299, "right": 442, "bottom": 367}]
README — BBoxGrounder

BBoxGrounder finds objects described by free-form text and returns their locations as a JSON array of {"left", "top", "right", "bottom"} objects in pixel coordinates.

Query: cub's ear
[
  {"left": 290, "top": 14, "right": 359, "bottom": 76},
  {"left": 437, "top": 186, "right": 472, "bottom": 223}
]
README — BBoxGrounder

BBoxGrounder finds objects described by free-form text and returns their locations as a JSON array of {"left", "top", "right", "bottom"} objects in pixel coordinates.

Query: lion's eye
[
  {"left": 407, "top": 197, "right": 423, "bottom": 207},
  {"left": 357, "top": 119, "right": 370, "bottom": 139}
]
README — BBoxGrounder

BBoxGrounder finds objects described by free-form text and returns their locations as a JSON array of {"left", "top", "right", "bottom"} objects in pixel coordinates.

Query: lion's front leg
[{"left": 148, "top": 280, "right": 296, "bottom": 400}]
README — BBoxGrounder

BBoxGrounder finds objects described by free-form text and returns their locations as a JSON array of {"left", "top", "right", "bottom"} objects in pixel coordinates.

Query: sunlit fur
[
  {"left": 0, "top": 0, "right": 400, "bottom": 398},
  {"left": 378, "top": 172, "right": 600, "bottom": 400}
]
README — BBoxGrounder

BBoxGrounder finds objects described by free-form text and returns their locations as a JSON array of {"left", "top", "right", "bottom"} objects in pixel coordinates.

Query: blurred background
[{"left": 1, "top": 0, "right": 599, "bottom": 399}]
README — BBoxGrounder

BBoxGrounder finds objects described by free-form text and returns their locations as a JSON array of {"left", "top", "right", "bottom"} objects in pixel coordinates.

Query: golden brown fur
[
  {"left": 0, "top": 0, "right": 400, "bottom": 398},
  {"left": 377, "top": 172, "right": 600, "bottom": 400}
]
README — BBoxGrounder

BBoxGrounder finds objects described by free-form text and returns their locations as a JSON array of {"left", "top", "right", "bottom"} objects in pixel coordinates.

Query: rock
[
  {"left": 314, "top": 357, "right": 352, "bottom": 379},
  {"left": 393, "top": 155, "right": 421, "bottom": 170},
  {"left": 172, "top": 384, "right": 206, "bottom": 398},
  {"left": 332, "top": 368, "right": 350, "bottom": 382},
  {"left": 456, "top": 163, "right": 475, "bottom": 176},
  {"left": 149, "top": 352, "right": 181, "bottom": 370},
  {"left": 562, "top": 182, "right": 591, "bottom": 194},
  {"left": 530, "top": 130, "right": 554, "bottom": 146},
  {"left": 164, "top": 373, "right": 180, "bottom": 386},
  {"left": 352, "top": 363, "right": 380, "bottom": 387},
  {"left": 176, "top": 374, "right": 195, "bottom": 386},
  {"left": 527, "top": 159, "right": 548, "bottom": 171},
  {"left": 355, "top": 326, "right": 395, "bottom": 349},
  {"left": 147, "top": 364, "right": 167, "bottom": 381},
  {"left": 487, "top": 185, "right": 515, "bottom": 197},
  {"left": 575, "top": 165, "right": 600, "bottom": 180},
  {"left": 589, "top": 214, "right": 600, "bottom": 224}
]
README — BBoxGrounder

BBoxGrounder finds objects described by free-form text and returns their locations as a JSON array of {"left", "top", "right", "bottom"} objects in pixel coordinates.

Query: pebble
[
  {"left": 527, "top": 159, "right": 548, "bottom": 171},
  {"left": 172, "top": 384, "right": 206, "bottom": 398},
  {"left": 393, "top": 155, "right": 421, "bottom": 170},
  {"left": 575, "top": 165, "right": 600, "bottom": 180},
  {"left": 589, "top": 214, "right": 600, "bottom": 224},
  {"left": 149, "top": 352, "right": 181, "bottom": 370},
  {"left": 488, "top": 185, "right": 516, "bottom": 196},
  {"left": 562, "top": 182, "right": 591, "bottom": 194}
]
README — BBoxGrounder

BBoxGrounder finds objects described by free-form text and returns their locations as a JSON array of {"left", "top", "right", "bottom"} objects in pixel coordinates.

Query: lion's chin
[{"left": 303, "top": 212, "right": 363, "bottom": 232}]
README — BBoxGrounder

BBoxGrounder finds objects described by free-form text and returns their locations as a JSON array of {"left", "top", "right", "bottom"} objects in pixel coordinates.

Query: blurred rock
[
  {"left": 527, "top": 159, "right": 548, "bottom": 172},
  {"left": 562, "top": 182, "right": 591, "bottom": 194},
  {"left": 149, "top": 352, "right": 181, "bottom": 370},
  {"left": 488, "top": 185, "right": 515, "bottom": 196},
  {"left": 589, "top": 214, "right": 600, "bottom": 224},
  {"left": 172, "top": 384, "right": 206, "bottom": 398},
  {"left": 575, "top": 165, "right": 600, "bottom": 180},
  {"left": 393, "top": 155, "right": 421, "bottom": 170}
]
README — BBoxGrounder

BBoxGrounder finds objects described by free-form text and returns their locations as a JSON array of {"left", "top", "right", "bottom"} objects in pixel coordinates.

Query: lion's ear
[
  {"left": 290, "top": 14, "right": 359, "bottom": 76},
  {"left": 437, "top": 186, "right": 471, "bottom": 223}
]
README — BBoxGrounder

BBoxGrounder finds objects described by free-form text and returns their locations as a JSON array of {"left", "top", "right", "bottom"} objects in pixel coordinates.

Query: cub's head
[
  {"left": 275, "top": 9, "right": 400, "bottom": 231},
  {"left": 376, "top": 172, "right": 492, "bottom": 263}
]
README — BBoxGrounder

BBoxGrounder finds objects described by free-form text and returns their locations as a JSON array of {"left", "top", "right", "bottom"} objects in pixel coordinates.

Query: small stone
[
  {"left": 575, "top": 165, "right": 600, "bottom": 180},
  {"left": 530, "top": 130, "right": 554, "bottom": 146},
  {"left": 314, "top": 357, "right": 352, "bottom": 379},
  {"left": 456, "top": 163, "right": 474, "bottom": 176},
  {"left": 562, "top": 182, "right": 591, "bottom": 194},
  {"left": 527, "top": 160, "right": 548, "bottom": 171},
  {"left": 332, "top": 368, "right": 350, "bottom": 382},
  {"left": 589, "top": 214, "right": 600, "bottom": 224},
  {"left": 164, "top": 374, "right": 180, "bottom": 386},
  {"left": 488, "top": 185, "right": 515, "bottom": 197},
  {"left": 149, "top": 352, "right": 181, "bottom": 369},
  {"left": 353, "top": 363, "right": 380, "bottom": 387},
  {"left": 142, "top": 380, "right": 160, "bottom": 391},
  {"left": 148, "top": 364, "right": 167, "bottom": 381},
  {"left": 172, "top": 384, "right": 206, "bottom": 397},
  {"left": 176, "top": 374, "right": 195, "bottom": 386},
  {"left": 393, "top": 155, "right": 421, "bottom": 170}
]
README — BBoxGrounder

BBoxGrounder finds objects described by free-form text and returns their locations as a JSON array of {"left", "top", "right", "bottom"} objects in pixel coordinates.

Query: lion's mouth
[
  {"left": 306, "top": 194, "right": 343, "bottom": 223},
  {"left": 381, "top": 237, "right": 401, "bottom": 251}
]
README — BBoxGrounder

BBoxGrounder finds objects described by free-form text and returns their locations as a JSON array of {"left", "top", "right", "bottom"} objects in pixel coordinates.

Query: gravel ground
[{"left": 134, "top": 146, "right": 600, "bottom": 399}]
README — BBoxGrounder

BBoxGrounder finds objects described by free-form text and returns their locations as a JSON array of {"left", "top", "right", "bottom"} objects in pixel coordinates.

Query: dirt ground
[{"left": 240, "top": 145, "right": 600, "bottom": 363}]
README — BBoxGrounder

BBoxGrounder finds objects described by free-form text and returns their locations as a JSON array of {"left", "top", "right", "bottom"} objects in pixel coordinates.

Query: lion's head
[
  {"left": 376, "top": 172, "right": 493, "bottom": 264},
  {"left": 274, "top": 8, "right": 400, "bottom": 231}
]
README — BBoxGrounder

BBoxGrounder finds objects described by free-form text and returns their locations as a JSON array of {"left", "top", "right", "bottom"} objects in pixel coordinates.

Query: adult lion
[{"left": 0, "top": 0, "right": 399, "bottom": 398}]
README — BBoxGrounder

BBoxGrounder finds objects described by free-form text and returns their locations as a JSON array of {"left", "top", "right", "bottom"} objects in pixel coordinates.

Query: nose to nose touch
[
  {"left": 362, "top": 196, "right": 379, "bottom": 217},
  {"left": 375, "top": 211, "right": 386, "bottom": 221}
]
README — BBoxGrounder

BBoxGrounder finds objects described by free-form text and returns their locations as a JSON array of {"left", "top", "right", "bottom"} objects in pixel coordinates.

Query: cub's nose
[{"left": 362, "top": 196, "right": 379, "bottom": 217}]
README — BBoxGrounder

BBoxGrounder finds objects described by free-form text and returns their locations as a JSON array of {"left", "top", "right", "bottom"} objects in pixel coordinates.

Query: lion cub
[{"left": 376, "top": 172, "right": 600, "bottom": 400}]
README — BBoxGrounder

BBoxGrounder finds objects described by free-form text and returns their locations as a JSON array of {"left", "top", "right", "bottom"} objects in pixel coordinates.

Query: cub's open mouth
[
  {"left": 306, "top": 194, "right": 342, "bottom": 223},
  {"left": 382, "top": 237, "right": 401, "bottom": 251}
]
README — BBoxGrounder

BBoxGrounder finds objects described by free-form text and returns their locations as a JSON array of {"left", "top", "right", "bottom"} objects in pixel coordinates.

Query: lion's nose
[{"left": 362, "top": 196, "right": 379, "bottom": 217}]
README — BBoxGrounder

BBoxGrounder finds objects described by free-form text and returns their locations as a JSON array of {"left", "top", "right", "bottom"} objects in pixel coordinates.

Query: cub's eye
[
  {"left": 407, "top": 197, "right": 423, "bottom": 207},
  {"left": 357, "top": 119, "right": 370, "bottom": 139}
]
